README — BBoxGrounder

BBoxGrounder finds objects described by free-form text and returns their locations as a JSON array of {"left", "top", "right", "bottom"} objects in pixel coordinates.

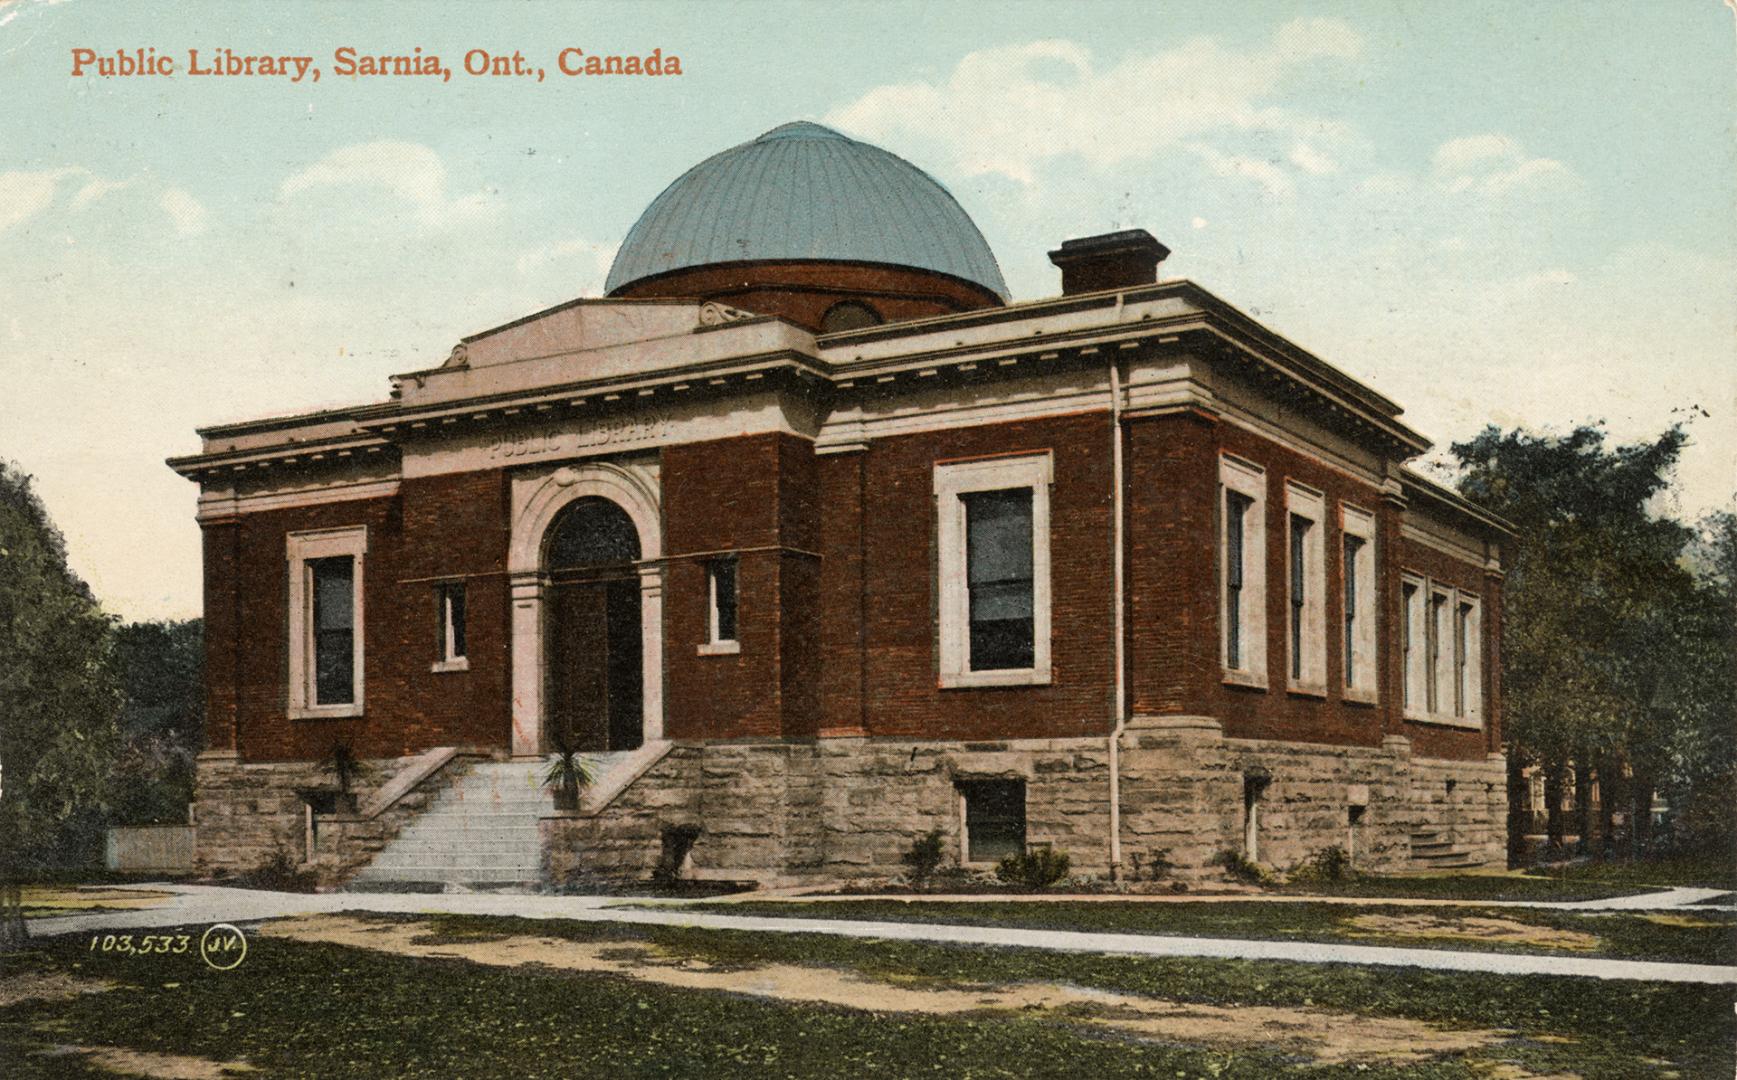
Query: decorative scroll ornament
[
  {"left": 697, "top": 302, "right": 755, "bottom": 327},
  {"left": 443, "top": 343, "right": 469, "bottom": 368}
]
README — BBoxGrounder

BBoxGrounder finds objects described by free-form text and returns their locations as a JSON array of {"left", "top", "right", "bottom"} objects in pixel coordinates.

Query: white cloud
[
  {"left": 0, "top": 167, "right": 78, "bottom": 231},
  {"left": 1288, "top": 142, "right": 1337, "bottom": 176},
  {"left": 71, "top": 175, "right": 134, "bottom": 211},
  {"left": 158, "top": 188, "right": 208, "bottom": 236},
  {"left": 1431, "top": 133, "right": 1573, "bottom": 197},
  {"left": 1191, "top": 216, "right": 1209, "bottom": 229},
  {"left": 1187, "top": 143, "right": 1294, "bottom": 198},
  {"left": 824, "top": 19, "right": 1363, "bottom": 185},
  {"left": 279, "top": 141, "right": 497, "bottom": 227}
]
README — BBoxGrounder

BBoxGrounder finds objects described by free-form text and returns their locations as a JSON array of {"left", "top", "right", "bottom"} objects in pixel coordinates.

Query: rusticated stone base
[
  {"left": 540, "top": 723, "right": 1507, "bottom": 886},
  {"left": 192, "top": 751, "right": 474, "bottom": 882}
]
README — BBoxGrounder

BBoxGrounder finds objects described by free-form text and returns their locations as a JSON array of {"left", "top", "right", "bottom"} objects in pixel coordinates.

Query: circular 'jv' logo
[{"left": 199, "top": 924, "right": 248, "bottom": 971}]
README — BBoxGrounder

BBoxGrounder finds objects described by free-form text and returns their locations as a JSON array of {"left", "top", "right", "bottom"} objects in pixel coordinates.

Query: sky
[{"left": 1, "top": 0, "right": 1733, "bottom": 622}]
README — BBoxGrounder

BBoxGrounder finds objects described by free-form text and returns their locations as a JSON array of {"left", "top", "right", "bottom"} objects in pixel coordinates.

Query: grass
[
  {"left": 1524, "top": 854, "right": 1737, "bottom": 891},
  {"left": 1271, "top": 871, "right": 1647, "bottom": 903},
  {"left": 3, "top": 912, "right": 1732, "bottom": 1079},
  {"left": 676, "top": 898, "right": 1737, "bottom": 965}
]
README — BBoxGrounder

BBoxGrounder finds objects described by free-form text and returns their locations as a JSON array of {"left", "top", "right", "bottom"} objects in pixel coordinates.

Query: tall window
[
  {"left": 1286, "top": 483, "right": 1326, "bottom": 691},
  {"left": 1341, "top": 504, "right": 1377, "bottom": 697},
  {"left": 287, "top": 526, "right": 366, "bottom": 718},
  {"left": 964, "top": 489, "right": 1035, "bottom": 671},
  {"left": 1401, "top": 579, "right": 1421, "bottom": 711},
  {"left": 434, "top": 582, "right": 467, "bottom": 671},
  {"left": 1454, "top": 602, "right": 1468, "bottom": 715},
  {"left": 1225, "top": 491, "right": 1253, "bottom": 668},
  {"left": 1219, "top": 455, "right": 1267, "bottom": 684},
  {"left": 1428, "top": 589, "right": 1450, "bottom": 714},
  {"left": 934, "top": 454, "right": 1052, "bottom": 687},
  {"left": 311, "top": 557, "right": 355, "bottom": 704}
]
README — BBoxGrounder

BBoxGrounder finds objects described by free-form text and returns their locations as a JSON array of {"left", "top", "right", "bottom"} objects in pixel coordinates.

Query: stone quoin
[{"left": 169, "top": 120, "right": 1511, "bottom": 887}]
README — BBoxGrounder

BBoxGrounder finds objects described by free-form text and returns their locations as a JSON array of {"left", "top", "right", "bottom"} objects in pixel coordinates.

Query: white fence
[{"left": 105, "top": 825, "right": 195, "bottom": 874}]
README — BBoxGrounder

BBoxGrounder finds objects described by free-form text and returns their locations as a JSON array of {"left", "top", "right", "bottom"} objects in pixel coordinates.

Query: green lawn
[
  {"left": 1525, "top": 855, "right": 1737, "bottom": 891},
  {"left": 677, "top": 898, "right": 1737, "bottom": 965},
  {"left": 2, "top": 912, "right": 1732, "bottom": 1079},
  {"left": 1271, "top": 872, "right": 1646, "bottom": 903}
]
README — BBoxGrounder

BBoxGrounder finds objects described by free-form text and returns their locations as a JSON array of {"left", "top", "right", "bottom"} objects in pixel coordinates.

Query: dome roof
[{"left": 604, "top": 121, "right": 1008, "bottom": 300}]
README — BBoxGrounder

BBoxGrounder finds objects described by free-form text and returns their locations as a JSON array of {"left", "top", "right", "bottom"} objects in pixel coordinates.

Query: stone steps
[{"left": 348, "top": 752, "right": 633, "bottom": 888}]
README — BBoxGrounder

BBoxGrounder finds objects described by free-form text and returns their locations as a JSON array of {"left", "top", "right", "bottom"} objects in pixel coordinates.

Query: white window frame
[
  {"left": 1456, "top": 595, "right": 1483, "bottom": 723},
  {"left": 1401, "top": 573, "right": 1427, "bottom": 717},
  {"left": 698, "top": 556, "right": 741, "bottom": 656},
  {"left": 1285, "top": 482, "right": 1327, "bottom": 695},
  {"left": 1219, "top": 455, "right": 1267, "bottom": 688},
  {"left": 1400, "top": 569, "right": 1483, "bottom": 729},
  {"left": 934, "top": 452, "right": 1052, "bottom": 689},
  {"left": 287, "top": 526, "right": 366, "bottom": 719},
  {"left": 432, "top": 580, "right": 469, "bottom": 673},
  {"left": 1340, "top": 504, "right": 1378, "bottom": 701}
]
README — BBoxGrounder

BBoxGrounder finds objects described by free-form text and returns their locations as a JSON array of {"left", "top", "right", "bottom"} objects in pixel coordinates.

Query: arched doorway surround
[{"left": 508, "top": 461, "right": 662, "bottom": 757}]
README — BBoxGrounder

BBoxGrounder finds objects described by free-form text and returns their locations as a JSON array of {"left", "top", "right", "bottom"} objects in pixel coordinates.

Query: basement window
[
  {"left": 433, "top": 582, "right": 468, "bottom": 672},
  {"left": 959, "top": 779, "right": 1026, "bottom": 862}
]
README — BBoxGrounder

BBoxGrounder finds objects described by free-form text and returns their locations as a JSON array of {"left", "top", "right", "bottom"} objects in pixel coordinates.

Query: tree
[
  {"left": 110, "top": 619, "right": 204, "bottom": 827},
  {"left": 0, "top": 460, "right": 121, "bottom": 947},
  {"left": 1451, "top": 423, "right": 1704, "bottom": 861}
]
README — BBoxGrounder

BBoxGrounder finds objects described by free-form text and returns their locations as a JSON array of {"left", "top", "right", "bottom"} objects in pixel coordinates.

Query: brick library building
[{"left": 171, "top": 121, "right": 1511, "bottom": 887}]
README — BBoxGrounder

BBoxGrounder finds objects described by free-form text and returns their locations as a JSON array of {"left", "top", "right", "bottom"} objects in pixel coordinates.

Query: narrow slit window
[
  {"left": 1289, "top": 514, "right": 1310, "bottom": 681},
  {"left": 310, "top": 556, "right": 355, "bottom": 706},
  {"left": 708, "top": 557, "right": 738, "bottom": 644},
  {"left": 1427, "top": 591, "right": 1448, "bottom": 714},
  {"left": 1401, "top": 581, "right": 1419, "bottom": 710},
  {"left": 436, "top": 582, "right": 467, "bottom": 663},
  {"left": 1454, "top": 600, "right": 1472, "bottom": 717},
  {"left": 1225, "top": 491, "right": 1253, "bottom": 668},
  {"left": 963, "top": 488, "right": 1035, "bottom": 672},
  {"left": 1342, "top": 535, "right": 1362, "bottom": 686}
]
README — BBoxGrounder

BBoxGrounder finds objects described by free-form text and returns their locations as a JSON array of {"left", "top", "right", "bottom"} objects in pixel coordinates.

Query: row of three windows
[{"left": 1222, "top": 457, "right": 1377, "bottom": 696}]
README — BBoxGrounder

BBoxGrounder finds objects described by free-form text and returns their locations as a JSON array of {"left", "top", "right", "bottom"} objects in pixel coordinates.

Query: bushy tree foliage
[
  {"left": 110, "top": 619, "right": 204, "bottom": 826},
  {"left": 0, "top": 460, "right": 122, "bottom": 945},
  {"left": 1451, "top": 423, "right": 1734, "bottom": 859}
]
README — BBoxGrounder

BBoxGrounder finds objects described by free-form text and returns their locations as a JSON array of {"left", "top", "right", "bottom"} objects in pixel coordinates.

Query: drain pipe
[{"left": 1107, "top": 308, "right": 1129, "bottom": 879}]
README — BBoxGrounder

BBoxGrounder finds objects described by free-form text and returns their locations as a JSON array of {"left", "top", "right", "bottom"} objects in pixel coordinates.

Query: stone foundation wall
[
  {"left": 192, "top": 750, "right": 473, "bottom": 881},
  {"left": 543, "top": 723, "right": 1509, "bottom": 886}
]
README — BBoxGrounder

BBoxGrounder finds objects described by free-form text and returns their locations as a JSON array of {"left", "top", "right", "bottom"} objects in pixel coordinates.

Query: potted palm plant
[
  {"left": 543, "top": 731, "right": 595, "bottom": 813},
  {"left": 317, "top": 739, "right": 373, "bottom": 815}
]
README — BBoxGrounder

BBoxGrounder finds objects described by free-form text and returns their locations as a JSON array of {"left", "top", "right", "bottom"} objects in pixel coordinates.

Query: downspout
[{"left": 1107, "top": 296, "right": 1129, "bottom": 878}]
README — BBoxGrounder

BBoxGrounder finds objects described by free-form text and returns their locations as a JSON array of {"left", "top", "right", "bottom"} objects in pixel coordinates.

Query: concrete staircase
[
  {"left": 1408, "top": 828, "right": 1482, "bottom": 870},
  {"left": 350, "top": 755, "right": 626, "bottom": 889}
]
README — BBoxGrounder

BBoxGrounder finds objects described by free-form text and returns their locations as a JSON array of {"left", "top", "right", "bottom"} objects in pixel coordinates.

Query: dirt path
[{"left": 259, "top": 913, "right": 1514, "bottom": 1066}]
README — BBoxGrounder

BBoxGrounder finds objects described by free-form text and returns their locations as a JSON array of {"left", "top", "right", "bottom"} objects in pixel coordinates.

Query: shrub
[
  {"left": 240, "top": 844, "right": 318, "bottom": 893},
  {"left": 1289, "top": 845, "right": 1352, "bottom": 884},
  {"left": 653, "top": 824, "right": 702, "bottom": 884},
  {"left": 995, "top": 847, "right": 1071, "bottom": 891},
  {"left": 1129, "top": 848, "right": 1176, "bottom": 882},
  {"left": 1214, "top": 849, "right": 1274, "bottom": 886},
  {"left": 900, "top": 830, "right": 945, "bottom": 891}
]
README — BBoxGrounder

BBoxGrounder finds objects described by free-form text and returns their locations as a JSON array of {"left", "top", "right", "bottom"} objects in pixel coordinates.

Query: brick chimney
[{"left": 1047, "top": 229, "right": 1170, "bottom": 295}]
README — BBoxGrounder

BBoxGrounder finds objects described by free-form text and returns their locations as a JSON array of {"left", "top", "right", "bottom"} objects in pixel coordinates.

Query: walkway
[{"left": 28, "top": 884, "right": 1737, "bottom": 986}]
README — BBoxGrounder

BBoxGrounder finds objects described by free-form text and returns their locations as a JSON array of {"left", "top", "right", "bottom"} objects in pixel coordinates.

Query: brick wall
[{"left": 213, "top": 470, "right": 512, "bottom": 763}]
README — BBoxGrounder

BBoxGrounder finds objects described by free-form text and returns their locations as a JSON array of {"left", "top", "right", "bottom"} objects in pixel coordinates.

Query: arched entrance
[
  {"left": 544, "top": 497, "right": 643, "bottom": 752},
  {"left": 507, "top": 460, "right": 663, "bottom": 759}
]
